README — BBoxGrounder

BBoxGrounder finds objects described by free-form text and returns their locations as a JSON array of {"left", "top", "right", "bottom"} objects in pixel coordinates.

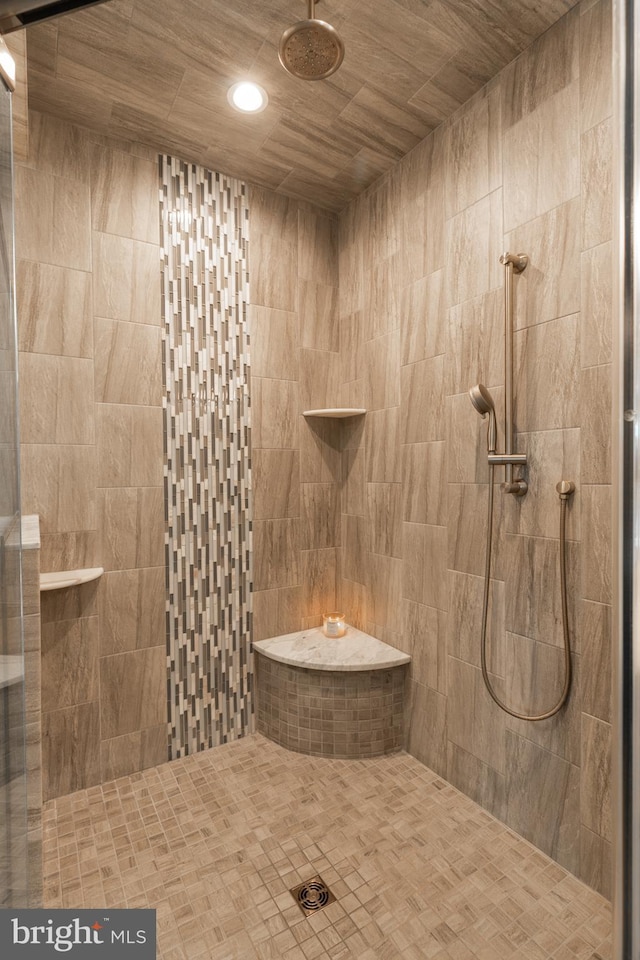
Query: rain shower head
[
  {"left": 469, "top": 384, "right": 497, "bottom": 454},
  {"left": 279, "top": 0, "right": 345, "bottom": 81}
]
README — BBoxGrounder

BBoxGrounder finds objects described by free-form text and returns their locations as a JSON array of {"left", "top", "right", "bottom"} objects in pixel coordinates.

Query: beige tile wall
[
  {"left": 250, "top": 187, "right": 342, "bottom": 641},
  {"left": 15, "top": 119, "right": 344, "bottom": 795},
  {"left": 336, "top": 0, "right": 613, "bottom": 897},
  {"left": 15, "top": 111, "right": 166, "bottom": 800}
]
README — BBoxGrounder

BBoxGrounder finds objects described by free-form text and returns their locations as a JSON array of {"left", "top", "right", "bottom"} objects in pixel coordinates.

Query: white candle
[{"left": 323, "top": 612, "right": 346, "bottom": 638}]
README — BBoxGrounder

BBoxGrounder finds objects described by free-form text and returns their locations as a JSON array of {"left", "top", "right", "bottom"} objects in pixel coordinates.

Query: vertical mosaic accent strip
[{"left": 159, "top": 156, "right": 252, "bottom": 758}]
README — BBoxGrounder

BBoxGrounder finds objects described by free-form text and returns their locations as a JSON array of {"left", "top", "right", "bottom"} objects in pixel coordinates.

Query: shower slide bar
[{"left": 500, "top": 252, "right": 528, "bottom": 496}]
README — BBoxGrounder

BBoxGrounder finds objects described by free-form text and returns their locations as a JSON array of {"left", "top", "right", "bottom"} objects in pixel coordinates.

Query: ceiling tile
[{"left": 25, "top": 0, "right": 581, "bottom": 211}]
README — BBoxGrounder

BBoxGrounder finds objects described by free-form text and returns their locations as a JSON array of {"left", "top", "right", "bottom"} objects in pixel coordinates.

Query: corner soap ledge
[
  {"left": 40, "top": 567, "right": 104, "bottom": 592},
  {"left": 303, "top": 408, "right": 366, "bottom": 419}
]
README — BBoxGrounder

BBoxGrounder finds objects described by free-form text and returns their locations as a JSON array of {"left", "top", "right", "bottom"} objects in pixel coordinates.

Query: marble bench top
[{"left": 254, "top": 626, "right": 411, "bottom": 672}]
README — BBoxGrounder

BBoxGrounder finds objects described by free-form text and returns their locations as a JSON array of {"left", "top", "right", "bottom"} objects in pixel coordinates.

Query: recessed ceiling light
[{"left": 227, "top": 81, "right": 268, "bottom": 114}]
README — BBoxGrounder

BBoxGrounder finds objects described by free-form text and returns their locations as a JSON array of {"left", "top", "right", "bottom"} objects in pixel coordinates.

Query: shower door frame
[
  {"left": 0, "top": 38, "right": 28, "bottom": 908},
  {"left": 614, "top": 0, "right": 640, "bottom": 956}
]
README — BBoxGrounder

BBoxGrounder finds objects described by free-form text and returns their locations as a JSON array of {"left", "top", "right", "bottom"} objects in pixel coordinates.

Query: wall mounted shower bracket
[
  {"left": 487, "top": 453, "right": 527, "bottom": 466},
  {"left": 499, "top": 252, "right": 527, "bottom": 273},
  {"left": 469, "top": 384, "right": 528, "bottom": 484}
]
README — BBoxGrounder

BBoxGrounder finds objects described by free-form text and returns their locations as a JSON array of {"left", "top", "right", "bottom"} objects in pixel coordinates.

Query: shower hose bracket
[
  {"left": 556, "top": 479, "right": 576, "bottom": 500},
  {"left": 499, "top": 252, "right": 528, "bottom": 273}
]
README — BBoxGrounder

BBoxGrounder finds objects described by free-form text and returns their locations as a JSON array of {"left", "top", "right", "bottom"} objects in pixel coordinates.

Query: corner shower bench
[{"left": 254, "top": 626, "right": 410, "bottom": 759}]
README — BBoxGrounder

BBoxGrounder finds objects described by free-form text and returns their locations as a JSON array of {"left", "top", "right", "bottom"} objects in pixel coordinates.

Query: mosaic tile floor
[{"left": 42, "top": 734, "right": 612, "bottom": 960}]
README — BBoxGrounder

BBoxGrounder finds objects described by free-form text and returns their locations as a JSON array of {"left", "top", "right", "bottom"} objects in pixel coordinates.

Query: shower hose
[{"left": 480, "top": 464, "right": 572, "bottom": 721}]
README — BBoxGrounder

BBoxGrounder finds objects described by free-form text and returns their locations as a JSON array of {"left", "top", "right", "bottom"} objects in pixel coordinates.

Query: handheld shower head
[
  {"left": 469, "top": 383, "right": 494, "bottom": 416},
  {"left": 469, "top": 383, "right": 497, "bottom": 454}
]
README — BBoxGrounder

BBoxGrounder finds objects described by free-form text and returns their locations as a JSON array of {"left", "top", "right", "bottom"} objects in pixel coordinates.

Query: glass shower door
[{"left": 0, "top": 59, "right": 27, "bottom": 908}]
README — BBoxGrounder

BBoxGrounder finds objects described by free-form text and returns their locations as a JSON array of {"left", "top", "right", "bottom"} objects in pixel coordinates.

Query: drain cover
[{"left": 290, "top": 875, "right": 337, "bottom": 916}]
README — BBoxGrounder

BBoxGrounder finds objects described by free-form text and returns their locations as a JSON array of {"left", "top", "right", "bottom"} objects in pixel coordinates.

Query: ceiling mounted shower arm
[{"left": 500, "top": 252, "right": 528, "bottom": 497}]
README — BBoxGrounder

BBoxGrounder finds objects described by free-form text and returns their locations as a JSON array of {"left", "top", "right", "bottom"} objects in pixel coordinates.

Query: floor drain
[{"left": 290, "top": 875, "right": 337, "bottom": 916}]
